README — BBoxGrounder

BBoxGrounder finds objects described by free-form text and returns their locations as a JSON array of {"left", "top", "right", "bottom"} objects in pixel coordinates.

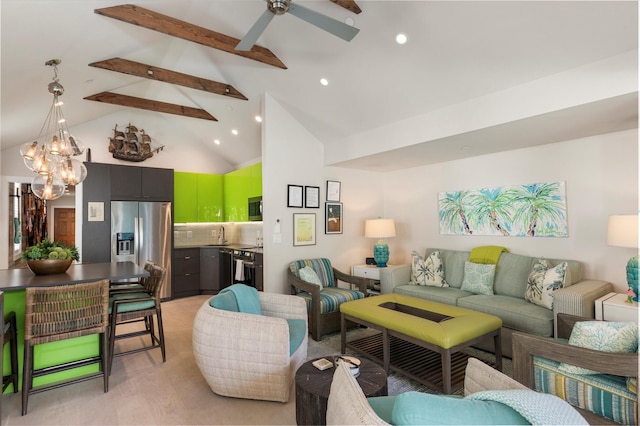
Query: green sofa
[{"left": 381, "top": 248, "right": 613, "bottom": 357}]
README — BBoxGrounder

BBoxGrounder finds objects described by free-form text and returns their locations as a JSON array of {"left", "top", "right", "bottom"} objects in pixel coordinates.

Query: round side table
[{"left": 295, "top": 357, "right": 388, "bottom": 426}]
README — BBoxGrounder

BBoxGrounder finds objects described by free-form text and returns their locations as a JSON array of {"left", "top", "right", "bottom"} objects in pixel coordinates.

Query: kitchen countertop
[{"left": 175, "top": 244, "right": 263, "bottom": 254}]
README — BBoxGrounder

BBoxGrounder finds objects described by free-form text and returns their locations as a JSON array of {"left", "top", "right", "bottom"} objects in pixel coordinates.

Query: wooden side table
[{"left": 295, "top": 357, "right": 387, "bottom": 425}]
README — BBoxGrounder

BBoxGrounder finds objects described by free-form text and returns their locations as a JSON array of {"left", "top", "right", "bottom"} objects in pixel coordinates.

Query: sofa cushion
[
  {"left": 299, "top": 265, "right": 323, "bottom": 290},
  {"left": 461, "top": 262, "right": 496, "bottom": 295},
  {"left": 393, "top": 284, "right": 473, "bottom": 306},
  {"left": 390, "top": 391, "right": 529, "bottom": 425},
  {"left": 559, "top": 321, "right": 639, "bottom": 375},
  {"left": 458, "top": 294, "right": 554, "bottom": 337},
  {"left": 410, "top": 250, "right": 449, "bottom": 287},
  {"left": 426, "top": 248, "right": 469, "bottom": 288},
  {"left": 534, "top": 355, "right": 638, "bottom": 425},
  {"left": 525, "top": 259, "right": 570, "bottom": 309}
]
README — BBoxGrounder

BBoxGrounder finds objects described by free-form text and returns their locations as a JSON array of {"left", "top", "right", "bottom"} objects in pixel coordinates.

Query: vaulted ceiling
[{"left": 1, "top": 1, "right": 637, "bottom": 171}]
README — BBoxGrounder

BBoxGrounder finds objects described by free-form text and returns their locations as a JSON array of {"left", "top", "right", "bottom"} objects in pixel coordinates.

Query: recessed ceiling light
[
  {"left": 214, "top": 139, "right": 221, "bottom": 145},
  {"left": 345, "top": 17, "right": 355, "bottom": 26},
  {"left": 395, "top": 33, "right": 408, "bottom": 45},
  {"left": 255, "top": 115, "right": 263, "bottom": 123},
  {"left": 320, "top": 78, "right": 329, "bottom": 86},
  {"left": 231, "top": 129, "right": 238, "bottom": 135}
]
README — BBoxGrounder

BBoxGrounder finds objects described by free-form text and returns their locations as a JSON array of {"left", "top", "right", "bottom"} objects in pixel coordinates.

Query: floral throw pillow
[
  {"left": 410, "top": 250, "right": 449, "bottom": 287},
  {"left": 460, "top": 262, "right": 496, "bottom": 295},
  {"left": 559, "top": 321, "right": 639, "bottom": 375},
  {"left": 525, "top": 259, "right": 570, "bottom": 310}
]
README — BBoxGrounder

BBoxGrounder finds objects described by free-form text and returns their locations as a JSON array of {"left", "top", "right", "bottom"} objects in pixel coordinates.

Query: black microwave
[{"left": 248, "top": 197, "right": 263, "bottom": 221}]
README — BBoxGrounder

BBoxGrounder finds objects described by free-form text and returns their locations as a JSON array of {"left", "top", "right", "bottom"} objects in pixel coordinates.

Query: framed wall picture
[
  {"left": 305, "top": 186, "right": 320, "bottom": 208},
  {"left": 293, "top": 213, "right": 316, "bottom": 246},
  {"left": 287, "top": 184, "right": 304, "bottom": 208},
  {"left": 325, "top": 202, "right": 343, "bottom": 234},
  {"left": 326, "top": 180, "right": 341, "bottom": 202}
]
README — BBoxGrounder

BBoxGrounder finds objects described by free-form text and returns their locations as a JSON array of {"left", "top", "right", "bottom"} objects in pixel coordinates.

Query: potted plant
[{"left": 21, "top": 239, "right": 80, "bottom": 275}]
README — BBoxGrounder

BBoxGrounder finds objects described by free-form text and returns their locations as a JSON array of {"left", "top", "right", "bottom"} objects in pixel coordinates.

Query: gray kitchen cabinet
[
  {"left": 110, "top": 164, "right": 173, "bottom": 201},
  {"left": 172, "top": 248, "right": 200, "bottom": 298},
  {"left": 200, "top": 247, "right": 221, "bottom": 294},
  {"left": 254, "top": 252, "right": 263, "bottom": 291}
]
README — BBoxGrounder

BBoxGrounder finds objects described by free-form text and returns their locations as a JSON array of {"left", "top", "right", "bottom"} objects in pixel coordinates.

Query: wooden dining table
[{"left": 0, "top": 261, "right": 149, "bottom": 396}]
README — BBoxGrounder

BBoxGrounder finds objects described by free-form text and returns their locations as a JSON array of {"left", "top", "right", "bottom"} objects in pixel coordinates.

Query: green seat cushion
[
  {"left": 391, "top": 392, "right": 529, "bottom": 425},
  {"left": 393, "top": 284, "right": 473, "bottom": 306},
  {"left": 286, "top": 319, "right": 306, "bottom": 356},
  {"left": 109, "top": 292, "right": 155, "bottom": 314},
  {"left": 368, "top": 395, "right": 397, "bottom": 424},
  {"left": 299, "top": 287, "right": 365, "bottom": 314}
]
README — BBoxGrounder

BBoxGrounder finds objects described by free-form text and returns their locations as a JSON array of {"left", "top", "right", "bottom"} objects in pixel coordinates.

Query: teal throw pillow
[
  {"left": 460, "top": 261, "right": 495, "bottom": 295},
  {"left": 210, "top": 291, "right": 239, "bottom": 312},
  {"left": 525, "top": 259, "right": 570, "bottom": 309},
  {"left": 559, "top": 321, "right": 639, "bottom": 375},
  {"left": 391, "top": 392, "right": 529, "bottom": 425},
  {"left": 410, "top": 250, "right": 449, "bottom": 287},
  {"left": 299, "top": 265, "right": 323, "bottom": 290}
]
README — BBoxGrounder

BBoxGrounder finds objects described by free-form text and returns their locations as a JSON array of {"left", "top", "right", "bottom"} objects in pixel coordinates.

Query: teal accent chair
[
  {"left": 513, "top": 313, "right": 638, "bottom": 425},
  {"left": 288, "top": 258, "right": 368, "bottom": 341}
]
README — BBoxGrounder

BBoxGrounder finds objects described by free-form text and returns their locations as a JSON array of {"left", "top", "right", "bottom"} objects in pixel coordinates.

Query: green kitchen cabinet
[
  {"left": 174, "top": 172, "right": 198, "bottom": 223},
  {"left": 197, "top": 174, "right": 223, "bottom": 222},
  {"left": 223, "top": 163, "right": 262, "bottom": 222}
]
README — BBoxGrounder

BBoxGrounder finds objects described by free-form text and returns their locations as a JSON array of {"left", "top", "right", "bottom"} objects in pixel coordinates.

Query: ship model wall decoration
[{"left": 108, "top": 123, "right": 164, "bottom": 162}]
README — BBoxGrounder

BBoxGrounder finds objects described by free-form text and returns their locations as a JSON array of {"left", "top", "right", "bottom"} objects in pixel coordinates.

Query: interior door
[{"left": 53, "top": 208, "right": 75, "bottom": 247}]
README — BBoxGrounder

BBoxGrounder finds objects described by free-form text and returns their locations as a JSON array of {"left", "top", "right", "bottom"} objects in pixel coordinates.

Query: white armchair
[{"left": 192, "top": 292, "right": 308, "bottom": 402}]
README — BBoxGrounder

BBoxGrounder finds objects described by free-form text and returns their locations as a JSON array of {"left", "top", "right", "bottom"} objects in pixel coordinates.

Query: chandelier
[{"left": 20, "top": 59, "right": 87, "bottom": 200}]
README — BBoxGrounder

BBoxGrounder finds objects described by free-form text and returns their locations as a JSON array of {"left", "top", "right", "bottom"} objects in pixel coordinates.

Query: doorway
[{"left": 54, "top": 208, "right": 75, "bottom": 247}]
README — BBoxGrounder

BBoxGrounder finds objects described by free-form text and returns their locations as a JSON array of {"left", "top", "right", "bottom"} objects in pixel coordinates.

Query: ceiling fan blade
[
  {"left": 288, "top": 2, "right": 360, "bottom": 42},
  {"left": 236, "top": 9, "right": 276, "bottom": 51}
]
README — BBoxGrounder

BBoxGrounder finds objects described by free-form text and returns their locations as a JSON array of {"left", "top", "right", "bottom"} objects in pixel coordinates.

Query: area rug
[{"left": 307, "top": 327, "right": 512, "bottom": 396}]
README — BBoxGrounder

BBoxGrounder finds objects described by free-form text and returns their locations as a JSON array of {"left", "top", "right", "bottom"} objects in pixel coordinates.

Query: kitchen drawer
[
  {"left": 173, "top": 272, "right": 200, "bottom": 297},
  {"left": 173, "top": 248, "right": 200, "bottom": 275}
]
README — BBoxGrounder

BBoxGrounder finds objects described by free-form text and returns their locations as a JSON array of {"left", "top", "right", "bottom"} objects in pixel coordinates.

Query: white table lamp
[
  {"left": 365, "top": 218, "right": 396, "bottom": 267},
  {"left": 607, "top": 215, "right": 639, "bottom": 301}
]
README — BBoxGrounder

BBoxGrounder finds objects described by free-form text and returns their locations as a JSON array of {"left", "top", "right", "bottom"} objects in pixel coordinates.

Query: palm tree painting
[{"left": 438, "top": 181, "right": 567, "bottom": 237}]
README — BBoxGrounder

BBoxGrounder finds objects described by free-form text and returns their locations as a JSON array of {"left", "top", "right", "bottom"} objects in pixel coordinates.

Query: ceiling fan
[{"left": 236, "top": 0, "right": 360, "bottom": 51}]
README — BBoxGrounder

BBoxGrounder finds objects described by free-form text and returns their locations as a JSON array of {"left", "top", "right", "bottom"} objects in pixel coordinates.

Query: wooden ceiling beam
[
  {"left": 89, "top": 58, "right": 248, "bottom": 100},
  {"left": 94, "top": 4, "right": 287, "bottom": 70},
  {"left": 84, "top": 92, "right": 218, "bottom": 121},
  {"left": 330, "top": 0, "right": 362, "bottom": 14}
]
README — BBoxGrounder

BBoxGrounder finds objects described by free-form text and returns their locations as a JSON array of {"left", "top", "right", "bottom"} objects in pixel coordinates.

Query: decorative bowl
[{"left": 27, "top": 258, "right": 73, "bottom": 275}]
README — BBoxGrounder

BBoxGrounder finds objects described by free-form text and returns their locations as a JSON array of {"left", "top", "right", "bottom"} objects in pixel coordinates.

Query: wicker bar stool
[
  {"left": 109, "top": 262, "right": 167, "bottom": 373},
  {"left": 22, "top": 280, "right": 110, "bottom": 415},
  {"left": 3, "top": 311, "right": 19, "bottom": 393}
]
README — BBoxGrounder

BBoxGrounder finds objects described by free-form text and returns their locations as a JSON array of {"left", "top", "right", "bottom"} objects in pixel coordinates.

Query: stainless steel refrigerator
[{"left": 111, "top": 201, "right": 172, "bottom": 299}]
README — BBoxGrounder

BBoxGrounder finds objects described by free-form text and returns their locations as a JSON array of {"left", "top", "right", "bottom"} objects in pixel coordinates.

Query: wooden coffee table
[{"left": 295, "top": 357, "right": 387, "bottom": 426}]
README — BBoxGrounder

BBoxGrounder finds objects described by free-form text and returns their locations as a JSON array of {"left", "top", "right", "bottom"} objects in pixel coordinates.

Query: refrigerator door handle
[{"left": 137, "top": 216, "right": 144, "bottom": 262}]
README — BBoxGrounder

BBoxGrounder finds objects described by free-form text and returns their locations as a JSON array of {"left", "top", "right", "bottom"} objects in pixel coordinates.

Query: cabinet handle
[
  {"left": 184, "top": 256, "right": 191, "bottom": 260},
  {"left": 185, "top": 273, "right": 191, "bottom": 276}
]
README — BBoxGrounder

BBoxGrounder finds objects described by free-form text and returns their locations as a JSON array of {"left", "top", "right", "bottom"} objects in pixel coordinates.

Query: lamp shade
[
  {"left": 365, "top": 219, "right": 396, "bottom": 239},
  {"left": 607, "top": 215, "right": 639, "bottom": 248}
]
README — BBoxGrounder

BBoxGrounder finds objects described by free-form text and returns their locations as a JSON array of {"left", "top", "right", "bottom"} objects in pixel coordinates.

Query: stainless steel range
[{"left": 219, "top": 246, "right": 262, "bottom": 291}]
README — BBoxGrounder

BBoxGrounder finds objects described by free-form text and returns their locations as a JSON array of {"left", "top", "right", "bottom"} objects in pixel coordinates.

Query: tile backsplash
[{"left": 174, "top": 222, "right": 263, "bottom": 247}]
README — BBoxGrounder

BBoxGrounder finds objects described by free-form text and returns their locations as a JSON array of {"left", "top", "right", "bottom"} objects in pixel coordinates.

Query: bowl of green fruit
[{"left": 21, "top": 239, "right": 79, "bottom": 275}]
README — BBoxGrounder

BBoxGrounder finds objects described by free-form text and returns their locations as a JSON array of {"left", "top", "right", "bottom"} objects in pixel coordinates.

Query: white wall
[
  {"left": 261, "top": 94, "right": 384, "bottom": 294},
  {"left": 383, "top": 129, "right": 638, "bottom": 293}
]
